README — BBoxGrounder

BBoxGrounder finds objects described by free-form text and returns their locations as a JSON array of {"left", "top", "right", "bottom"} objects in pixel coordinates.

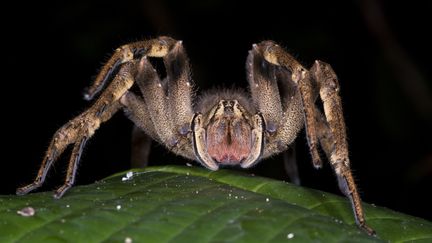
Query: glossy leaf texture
[{"left": 1, "top": 165, "right": 431, "bottom": 242}]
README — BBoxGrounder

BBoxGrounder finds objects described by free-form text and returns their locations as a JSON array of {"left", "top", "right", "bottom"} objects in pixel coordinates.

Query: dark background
[{"left": 2, "top": 1, "right": 431, "bottom": 221}]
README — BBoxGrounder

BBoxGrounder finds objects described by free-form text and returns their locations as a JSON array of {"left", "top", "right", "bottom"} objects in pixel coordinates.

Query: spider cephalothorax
[{"left": 17, "top": 36, "right": 375, "bottom": 235}]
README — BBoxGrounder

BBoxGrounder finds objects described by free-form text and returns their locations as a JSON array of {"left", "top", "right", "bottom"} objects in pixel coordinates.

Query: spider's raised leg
[
  {"left": 17, "top": 37, "right": 179, "bottom": 198},
  {"left": 16, "top": 62, "right": 134, "bottom": 197},
  {"left": 84, "top": 37, "right": 175, "bottom": 100}
]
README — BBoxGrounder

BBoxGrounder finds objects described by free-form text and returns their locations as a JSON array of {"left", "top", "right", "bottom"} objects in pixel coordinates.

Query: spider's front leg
[
  {"left": 17, "top": 37, "right": 178, "bottom": 198},
  {"left": 16, "top": 62, "right": 135, "bottom": 198},
  {"left": 257, "top": 42, "right": 376, "bottom": 236},
  {"left": 310, "top": 61, "right": 375, "bottom": 236}
]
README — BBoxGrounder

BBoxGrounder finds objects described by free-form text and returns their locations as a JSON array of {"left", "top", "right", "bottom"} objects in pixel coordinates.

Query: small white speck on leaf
[
  {"left": 122, "top": 171, "right": 134, "bottom": 181},
  {"left": 287, "top": 233, "right": 294, "bottom": 239},
  {"left": 195, "top": 190, "right": 199, "bottom": 194},
  {"left": 266, "top": 198, "right": 270, "bottom": 202},
  {"left": 116, "top": 205, "right": 122, "bottom": 210},
  {"left": 125, "top": 237, "right": 133, "bottom": 243},
  {"left": 186, "top": 163, "right": 192, "bottom": 167},
  {"left": 66, "top": 204, "right": 70, "bottom": 208},
  {"left": 17, "top": 207, "right": 35, "bottom": 217}
]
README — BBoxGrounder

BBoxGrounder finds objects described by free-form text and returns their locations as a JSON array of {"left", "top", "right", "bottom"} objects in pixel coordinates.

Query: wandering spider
[{"left": 16, "top": 36, "right": 375, "bottom": 235}]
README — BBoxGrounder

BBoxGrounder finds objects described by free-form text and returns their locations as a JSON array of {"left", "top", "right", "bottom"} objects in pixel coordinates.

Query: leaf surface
[{"left": 1, "top": 165, "right": 431, "bottom": 242}]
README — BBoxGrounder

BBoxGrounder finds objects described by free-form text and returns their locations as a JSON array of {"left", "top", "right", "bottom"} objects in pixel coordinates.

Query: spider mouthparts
[{"left": 214, "top": 154, "right": 245, "bottom": 165}]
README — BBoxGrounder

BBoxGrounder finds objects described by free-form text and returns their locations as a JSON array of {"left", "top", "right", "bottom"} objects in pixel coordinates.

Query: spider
[{"left": 16, "top": 36, "right": 375, "bottom": 235}]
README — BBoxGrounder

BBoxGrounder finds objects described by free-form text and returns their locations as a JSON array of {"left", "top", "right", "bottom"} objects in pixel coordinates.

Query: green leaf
[{"left": 1, "top": 165, "right": 431, "bottom": 242}]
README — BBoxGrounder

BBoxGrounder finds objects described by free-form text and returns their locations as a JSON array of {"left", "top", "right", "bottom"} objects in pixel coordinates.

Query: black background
[{"left": 2, "top": 1, "right": 431, "bottom": 221}]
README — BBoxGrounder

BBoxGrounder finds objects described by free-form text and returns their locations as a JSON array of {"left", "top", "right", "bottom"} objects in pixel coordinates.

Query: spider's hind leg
[
  {"left": 283, "top": 145, "right": 301, "bottom": 185},
  {"left": 130, "top": 126, "right": 152, "bottom": 168}
]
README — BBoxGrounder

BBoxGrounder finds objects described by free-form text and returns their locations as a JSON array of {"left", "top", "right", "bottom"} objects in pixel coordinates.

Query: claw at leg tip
[
  {"left": 362, "top": 225, "right": 377, "bottom": 237},
  {"left": 53, "top": 190, "right": 65, "bottom": 199},
  {"left": 16, "top": 188, "right": 24, "bottom": 196}
]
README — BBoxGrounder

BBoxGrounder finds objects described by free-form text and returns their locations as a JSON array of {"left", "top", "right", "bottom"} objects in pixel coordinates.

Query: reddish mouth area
[
  {"left": 206, "top": 125, "right": 251, "bottom": 165},
  {"left": 205, "top": 113, "right": 253, "bottom": 165},
  {"left": 210, "top": 151, "right": 248, "bottom": 165}
]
